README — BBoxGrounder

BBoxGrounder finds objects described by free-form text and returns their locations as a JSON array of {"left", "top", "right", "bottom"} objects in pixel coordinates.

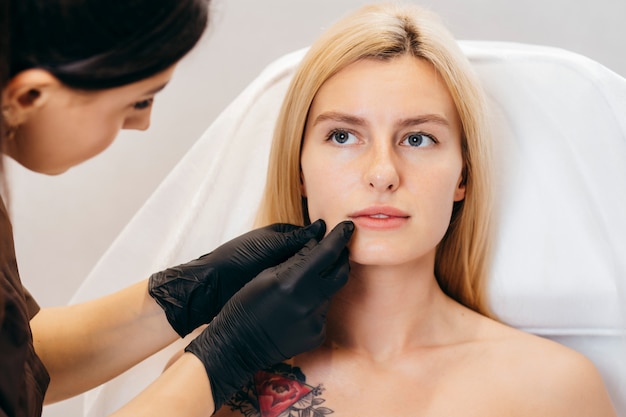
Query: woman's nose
[{"left": 364, "top": 142, "right": 400, "bottom": 192}]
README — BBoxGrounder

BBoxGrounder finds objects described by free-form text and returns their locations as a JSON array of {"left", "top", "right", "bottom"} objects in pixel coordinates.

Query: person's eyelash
[{"left": 133, "top": 98, "right": 154, "bottom": 110}]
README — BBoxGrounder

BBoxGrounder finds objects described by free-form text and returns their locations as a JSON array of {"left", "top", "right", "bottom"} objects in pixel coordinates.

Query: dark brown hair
[
  {"left": 9, "top": 0, "right": 211, "bottom": 89},
  {"left": 0, "top": 0, "right": 211, "bottom": 186}
]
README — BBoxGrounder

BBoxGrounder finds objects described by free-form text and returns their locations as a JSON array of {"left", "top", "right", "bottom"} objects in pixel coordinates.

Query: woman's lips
[{"left": 348, "top": 206, "right": 410, "bottom": 230}]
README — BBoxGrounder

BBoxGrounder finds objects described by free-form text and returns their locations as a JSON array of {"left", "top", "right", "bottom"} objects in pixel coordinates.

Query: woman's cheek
[
  {"left": 305, "top": 197, "right": 325, "bottom": 229},
  {"left": 302, "top": 167, "right": 350, "bottom": 234}
]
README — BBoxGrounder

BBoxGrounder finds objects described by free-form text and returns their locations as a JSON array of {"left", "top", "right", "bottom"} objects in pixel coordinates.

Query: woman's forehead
[{"left": 309, "top": 56, "right": 460, "bottom": 131}]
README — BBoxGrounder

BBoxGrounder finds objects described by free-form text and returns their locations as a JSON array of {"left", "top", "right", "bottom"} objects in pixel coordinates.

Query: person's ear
[
  {"left": 2, "top": 69, "right": 59, "bottom": 126},
  {"left": 454, "top": 173, "right": 466, "bottom": 202}
]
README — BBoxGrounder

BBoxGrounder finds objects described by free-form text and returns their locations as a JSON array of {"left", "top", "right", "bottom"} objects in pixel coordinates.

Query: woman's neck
[{"left": 324, "top": 259, "right": 462, "bottom": 360}]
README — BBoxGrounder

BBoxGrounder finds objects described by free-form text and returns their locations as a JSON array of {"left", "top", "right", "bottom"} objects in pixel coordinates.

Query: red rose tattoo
[
  {"left": 255, "top": 371, "right": 312, "bottom": 417},
  {"left": 226, "top": 363, "right": 333, "bottom": 417}
]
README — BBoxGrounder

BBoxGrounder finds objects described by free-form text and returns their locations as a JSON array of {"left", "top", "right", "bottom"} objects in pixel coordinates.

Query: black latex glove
[
  {"left": 149, "top": 220, "right": 326, "bottom": 337},
  {"left": 185, "top": 221, "right": 355, "bottom": 412}
]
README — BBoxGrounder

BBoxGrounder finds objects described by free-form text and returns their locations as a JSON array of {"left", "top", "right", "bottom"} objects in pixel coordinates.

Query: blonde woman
[{"left": 215, "top": 3, "right": 617, "bottom": 416}]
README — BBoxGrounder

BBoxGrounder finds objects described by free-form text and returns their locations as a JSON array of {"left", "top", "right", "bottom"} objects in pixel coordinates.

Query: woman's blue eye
[
  {"left": 329, "top": 129, "right": 357, "bottom": 144},
  {"left": 134, "top": 98, "right": 154, "bottom": 110},
  {"left": 403, "top": 133, "right": 435, "bottom": 147}
]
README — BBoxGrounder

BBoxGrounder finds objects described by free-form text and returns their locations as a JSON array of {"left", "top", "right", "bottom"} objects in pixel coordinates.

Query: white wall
[{"left": 4, "top": 0, "right": 623, "bottom": 416}]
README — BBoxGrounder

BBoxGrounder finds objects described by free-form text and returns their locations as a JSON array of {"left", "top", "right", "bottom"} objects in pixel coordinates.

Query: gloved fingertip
[
  {"left": 339, "top": 220, "right": 355, "bottom": 238},
  {"left": 327, "top": 220, "right": 355, "bottom": 242},
  {"left": 305, "top": 219, "right": 326, "bottom": 240}
]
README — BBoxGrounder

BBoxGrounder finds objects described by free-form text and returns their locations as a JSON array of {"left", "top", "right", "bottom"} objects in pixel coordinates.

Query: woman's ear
[
  {"left": 454, "top": 173, "right": 466, "bottom": 202},
  {"left": 2, "top": 69, "right": 59, "bottom": 126}
]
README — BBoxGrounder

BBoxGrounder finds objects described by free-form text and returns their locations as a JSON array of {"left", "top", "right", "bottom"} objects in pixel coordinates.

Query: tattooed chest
[{"left": 218, "top": 363, "right": 332, "bottom": 417}]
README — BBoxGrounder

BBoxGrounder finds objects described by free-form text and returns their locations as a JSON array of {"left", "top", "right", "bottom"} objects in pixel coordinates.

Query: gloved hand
[
  {"left": 184, "top": 221, "right": 354, "bottom": 412},
  {"left": 149, "top": 220, "right": 326, "bottom": 337}
]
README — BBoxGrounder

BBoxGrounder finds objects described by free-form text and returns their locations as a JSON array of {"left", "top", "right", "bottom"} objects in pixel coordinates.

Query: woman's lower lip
[{"left": 350, "top": 216, "right": 409, "bottom": 230}]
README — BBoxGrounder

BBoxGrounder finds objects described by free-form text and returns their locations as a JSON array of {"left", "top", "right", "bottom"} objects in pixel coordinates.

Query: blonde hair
[{"left": 256, "top": 2, "right": 495, "bottom": 317}]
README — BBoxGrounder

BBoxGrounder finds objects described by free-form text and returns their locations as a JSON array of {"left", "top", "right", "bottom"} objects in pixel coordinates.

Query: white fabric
[{"left": 70, "top": 41, "right": 626, "bottom": 415}]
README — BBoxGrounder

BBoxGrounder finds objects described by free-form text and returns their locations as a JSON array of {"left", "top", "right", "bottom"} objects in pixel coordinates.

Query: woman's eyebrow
[
  {"left": 312, "top": 111, "right": 367, "bottom": 127},
  {"left": 312, "top": 111, "right": 450, "bottom": 128},
  {"left": 397, "top": 114, "right": 450, "bottom": 128}
]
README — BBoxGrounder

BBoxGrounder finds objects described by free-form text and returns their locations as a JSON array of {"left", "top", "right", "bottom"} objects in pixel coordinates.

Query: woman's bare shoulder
[{"left": 477, "top": 317, "right": 617, "bottom": 417}]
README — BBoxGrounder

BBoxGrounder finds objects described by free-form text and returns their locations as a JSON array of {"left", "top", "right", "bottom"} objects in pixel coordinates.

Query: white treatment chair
[{"left": 70, "top": 41, "right": 626, "bottom": 415}]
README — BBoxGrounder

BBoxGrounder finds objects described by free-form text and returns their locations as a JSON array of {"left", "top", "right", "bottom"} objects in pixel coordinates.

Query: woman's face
[
  {"left": 4, "top": 65, "right": 176, "bottom": 174},
  {"left": 301, "top": 55, "right": 465, "bottom": 268}
]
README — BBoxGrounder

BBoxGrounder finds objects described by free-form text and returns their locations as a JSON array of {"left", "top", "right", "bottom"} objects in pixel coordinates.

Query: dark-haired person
[{"left": 0, "top": 1, "right": 353, "bottom": 416}]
